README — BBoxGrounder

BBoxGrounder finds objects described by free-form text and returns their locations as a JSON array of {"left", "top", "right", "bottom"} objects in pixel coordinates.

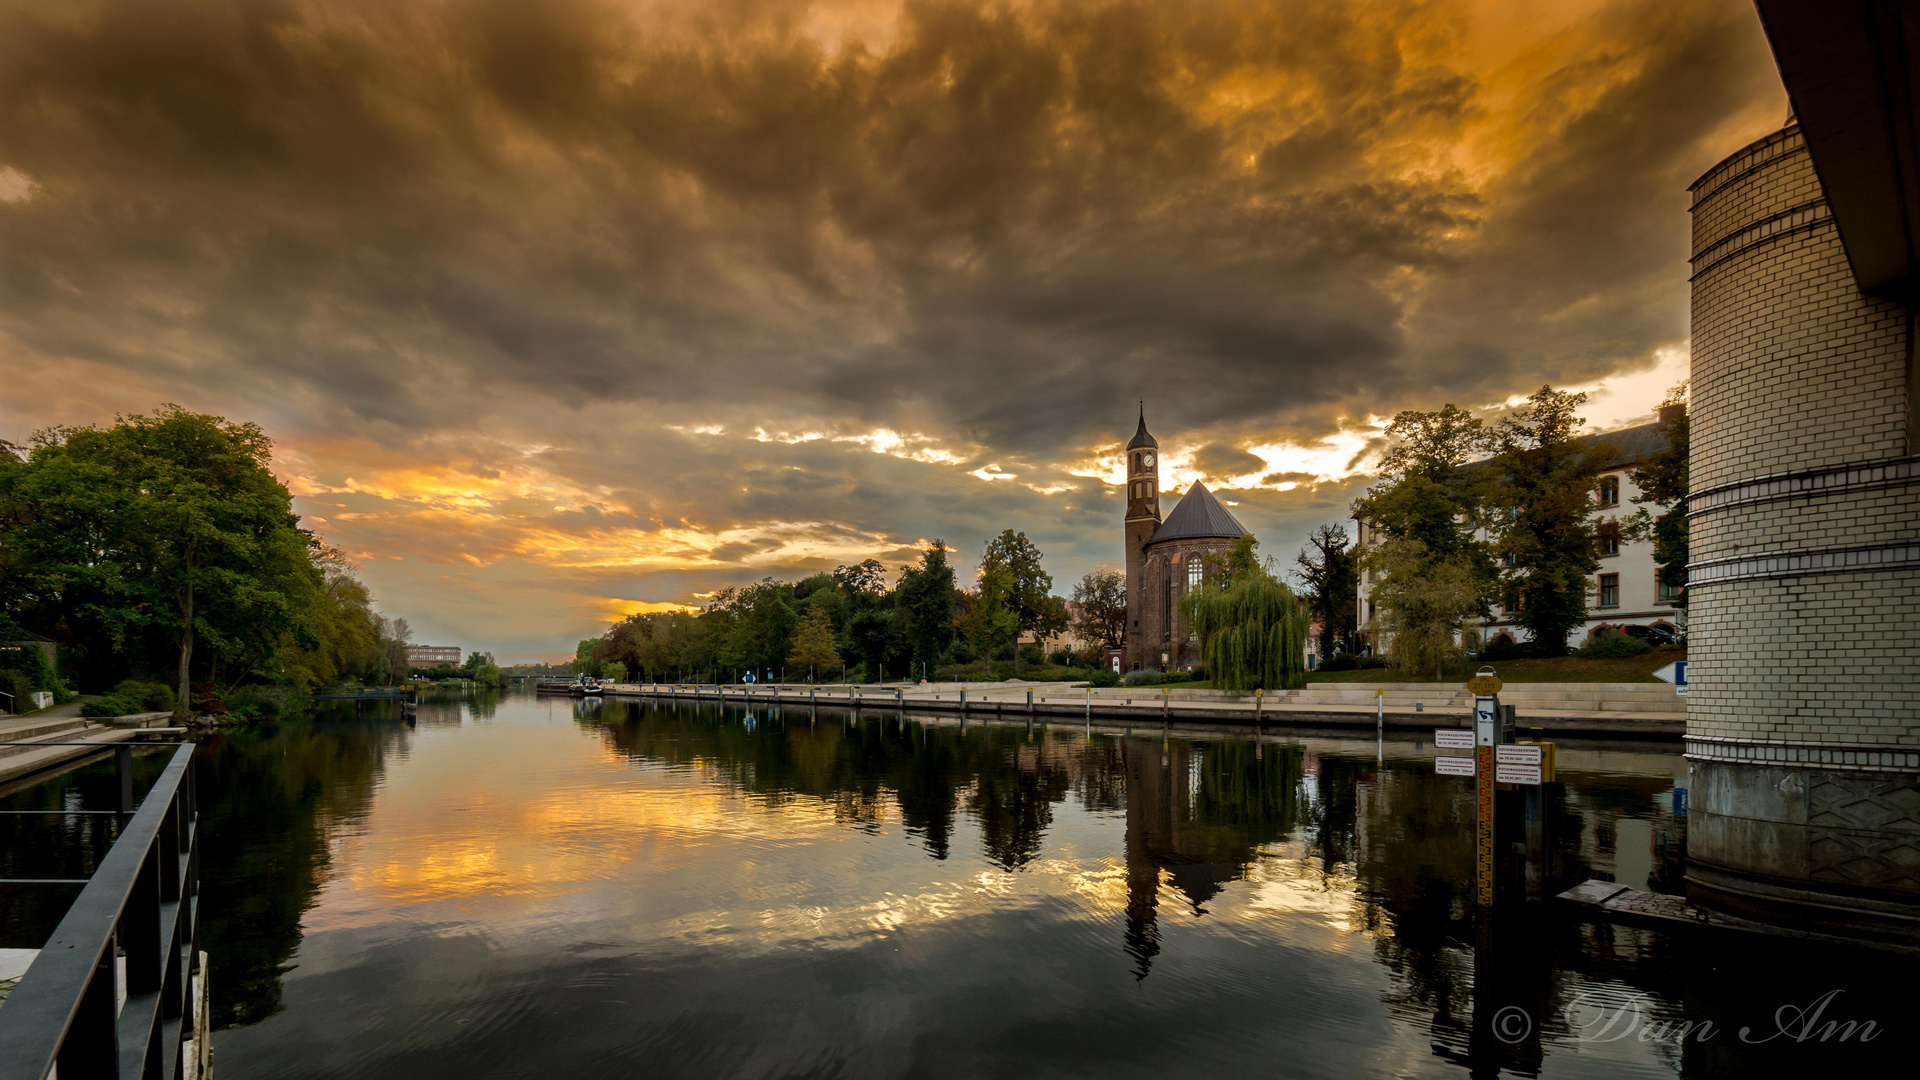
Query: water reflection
[{"left": 171, "top": 691, "right": 1912, "bottom": 1078}]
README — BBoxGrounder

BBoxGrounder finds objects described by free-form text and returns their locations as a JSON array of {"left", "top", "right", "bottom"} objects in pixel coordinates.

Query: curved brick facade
[{"left": 1686, "top": 124, "right": 1920, "bottom": 939}]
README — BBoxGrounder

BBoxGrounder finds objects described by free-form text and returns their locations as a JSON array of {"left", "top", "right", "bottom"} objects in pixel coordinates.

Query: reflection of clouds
[{"left": 1242, "top": 842, "right": 1364, "bottom": 933}]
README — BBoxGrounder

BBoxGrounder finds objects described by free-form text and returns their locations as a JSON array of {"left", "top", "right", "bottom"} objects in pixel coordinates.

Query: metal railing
[{"left": 0, "top": 742, "right": 202, "bottom": 1079}]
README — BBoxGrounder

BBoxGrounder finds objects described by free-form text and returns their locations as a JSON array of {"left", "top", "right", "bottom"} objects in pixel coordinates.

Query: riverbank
[{"left": 578, "top": 678, "right": 1686, "bottom": 738}]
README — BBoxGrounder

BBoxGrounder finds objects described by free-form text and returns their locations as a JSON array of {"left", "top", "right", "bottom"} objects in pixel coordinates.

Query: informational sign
[
  {"left": 1465, "top": 674, "right": 1503, "bottom": 697},
  {"left": 1495, "top": 744, "right": 1543, "bottom": 766},
  {"left": 1434, "top": 729, "right": 1475, "bottom": 750},
  {"left": 1674, "top": 787, "right": 1688, "bottom": 817},
  {"left": 1654, "top": 660, "right": 1688, "bottom": 695},
  {"left": 1495, "top": 762, "right": 1543, "bottom": 785},
  {"left": 1474, "top": 697, "right": 1499, "bottom": 746},
  {"left": 1435, "top": 756, "right": 1476, "bottom": 777}
]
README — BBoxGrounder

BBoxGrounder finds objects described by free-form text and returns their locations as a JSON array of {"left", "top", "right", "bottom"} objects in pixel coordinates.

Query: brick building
[{"left": 1121, "top": 409, "right": 1252, "bottom": 672}]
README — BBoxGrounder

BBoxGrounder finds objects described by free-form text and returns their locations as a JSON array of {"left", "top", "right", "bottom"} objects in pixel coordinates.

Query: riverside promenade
[
  {"left": 587, "top": 679, "right": 1686, "bottom": 738},
  {"left": 0, "top": 704, "right": 179, "bottom": 788}
]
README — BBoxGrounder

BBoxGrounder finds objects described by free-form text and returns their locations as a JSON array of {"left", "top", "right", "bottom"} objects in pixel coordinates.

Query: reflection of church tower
[
  {"left": 1122, "top": 407, "right": 1160, "bottom": 672},
  {"left": 1122, "top": 739, "right": 1169, "bottom": 981}
]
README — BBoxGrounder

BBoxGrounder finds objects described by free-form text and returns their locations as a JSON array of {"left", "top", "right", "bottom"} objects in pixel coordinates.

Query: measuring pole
[
  {"left": 1467, "top": 666, "right": 1503, "bottom": 907},
  {"left": 1375, "top": 689, "right": 1384, "bottom": 766}
]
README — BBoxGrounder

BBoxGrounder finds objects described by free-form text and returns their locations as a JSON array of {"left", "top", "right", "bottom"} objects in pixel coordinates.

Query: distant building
[
  {"left": 1120, "top": 408, "right": 1254, "bottom": 672},
  {"left": 405, "top": 645, "right": 463, "bottom": 668},
  {"left": 1355, "top": 415, "right": 1685, "bottom": 652}
]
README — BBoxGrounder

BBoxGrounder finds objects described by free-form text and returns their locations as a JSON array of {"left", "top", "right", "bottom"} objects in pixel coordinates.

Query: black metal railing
[
  {"left": 0, "top": 742, "right": 202, "bottom": 1079},
  {"left": 308, "top": 685, "right": 416, "bottom": 701}
]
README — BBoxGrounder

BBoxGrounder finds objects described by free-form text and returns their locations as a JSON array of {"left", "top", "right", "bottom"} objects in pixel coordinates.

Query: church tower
[{"left": 1122, "top": 405, "right": 1160, "bottom": 671}]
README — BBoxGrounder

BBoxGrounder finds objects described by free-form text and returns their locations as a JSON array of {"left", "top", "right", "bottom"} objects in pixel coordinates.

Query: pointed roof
[
  {"left": 1148, "top": 482, "right": 1249, "bottom": 544},
  {"left": 1126, "top": 403, "right": 1158, "bottom": 451}
]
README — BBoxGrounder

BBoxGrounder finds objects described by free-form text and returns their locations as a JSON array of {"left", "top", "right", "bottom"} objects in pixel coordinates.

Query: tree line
[
  {"left": 577, "top": 530, "right": 1101, "bottom": 684},
  {"left": 0, "top": 406, "right": 418, "bottom": 715},
  {"left": 1289, "top": 386, "right": 1689, "bottom": 678}
]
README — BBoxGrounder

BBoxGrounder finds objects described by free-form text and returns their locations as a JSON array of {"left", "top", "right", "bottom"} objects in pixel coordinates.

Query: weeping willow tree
[{"left": 1180, "top": 567, "right": 1310, "bottom": 692}]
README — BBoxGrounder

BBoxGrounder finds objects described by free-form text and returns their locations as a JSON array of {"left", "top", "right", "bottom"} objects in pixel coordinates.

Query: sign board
[
  {"left": 1495, "top": 744, "right": 1543, "bottom": 766},
  {"left": 1434, "top": 729, "right": 1475, "bottom": 750},
  {"left": 1654, "top": 660, "right": 1688, "bottom": 695},
  {"left": 1465, "top": 674, "right": 1503, "bottom": 697},
  {"left": 1474, "top": 697, "right": 1498, "bottom": 746},
  {"left": 1496, "top": 762, "right": 1543, "bottom": 785},
  {"left": 1674, "top": 787, "right": 1688, "bottom": 817},
  {"left": 1435, "top": 756, "right": 1476, "bottom": 777}
]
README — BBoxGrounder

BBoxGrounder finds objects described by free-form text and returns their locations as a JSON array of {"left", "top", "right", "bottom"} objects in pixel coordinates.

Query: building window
[
  {"left": 1598, "top": 573, "right": 1620, "bottom": 608},
  {"left": 1657, "top": 571, "right": 1679, "bottom": 603},
  {"left": 1596, "top": 522, "right": 1621, "bottom": 558},
  {"left": 1187, "top": 560, "right": 1204, "bottom": 591},
  {"left": 1598, "top": 476, "right": 1620, "bottom": 507}
]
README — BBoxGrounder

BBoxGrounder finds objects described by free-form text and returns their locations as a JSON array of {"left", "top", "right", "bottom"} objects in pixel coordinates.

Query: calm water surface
[{"left": 16, "top": 689, "right": 1910, "bottom": 1078}]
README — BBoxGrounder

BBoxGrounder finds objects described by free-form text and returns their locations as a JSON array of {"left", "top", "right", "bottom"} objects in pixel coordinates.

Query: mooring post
[
  {"left": 960, "top": 686, "right": 967, "bottom": 711},
  {"left": 1026, "top": 688, "right": 1034, "bottom": 716},
  {"left": 1255, "top": 687, "right": 1264, "bottom": 726},
  {"left": 1162, "top": 688, "right": 1169, "bottom": 720}
]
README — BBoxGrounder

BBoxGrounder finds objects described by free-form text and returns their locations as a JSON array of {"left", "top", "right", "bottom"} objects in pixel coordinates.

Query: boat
[{"left": 570, "top": 677, "right": 605, "bottom": 696}]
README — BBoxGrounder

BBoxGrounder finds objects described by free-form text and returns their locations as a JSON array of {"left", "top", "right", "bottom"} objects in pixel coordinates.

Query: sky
[{"left": 0, "top": 0, "right": 1787, "bottom": 661}]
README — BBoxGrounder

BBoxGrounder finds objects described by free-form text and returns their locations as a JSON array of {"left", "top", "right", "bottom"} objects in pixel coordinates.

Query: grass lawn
[{"left": 1302, "top": 647, "right": 1686, "bottom": 685}]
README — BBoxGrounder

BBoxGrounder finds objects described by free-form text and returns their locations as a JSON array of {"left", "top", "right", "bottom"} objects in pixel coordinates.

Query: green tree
[
  {"left": 897, "top": 540, "right": 958, "bottom": 680},
  {"left": 787, "top": 605, "right": 840, "bottom": 681},
  {"left": 1350, "top": 404, "right": 1497, "bottom": 662},
  {"left": 957, "top": 568, "right": 1019, "bottom": 674},
  {"left": 572, "top": 637, "right": 608, "bottom": 678},
  {"left": 461, "top": 650, "right": 505, "bottom": 687},
  {"left": 980, "top": 530, "right": 1053, "bottom": 677},
  {"left": 1625, "top": 384, "right": 1689, "bottom": 626},
  {"left": 0, "top": 407, "right": 322, "bottom": 711},
  {"left": 1179, "top": 561, "right": 1309, "bottom": 692},
  {"left": 1487, "top": 387, "right": 1604, "bottom": 654},
  {"left": 1294, "top": 524, "right": 1360, "bottom": 659},
  {"left": 279, "top": 549, "right": 384, "bottom": 690},
  {"left": 1366, "top": 538, "right": 1481, "bottom": 680},
  {"left": 1070, "top": 569, "right": 1127, "bottom": 653}
]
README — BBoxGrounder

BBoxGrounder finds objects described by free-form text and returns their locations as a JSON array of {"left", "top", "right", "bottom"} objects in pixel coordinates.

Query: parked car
[{"left": 1620, "top": 624, "right": 1677, "bottom": 647}]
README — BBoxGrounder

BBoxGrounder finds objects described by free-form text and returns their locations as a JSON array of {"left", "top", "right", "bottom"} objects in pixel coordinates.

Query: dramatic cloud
[{"left": 0, "top": 0, "right": 1785, "bottom": 657}]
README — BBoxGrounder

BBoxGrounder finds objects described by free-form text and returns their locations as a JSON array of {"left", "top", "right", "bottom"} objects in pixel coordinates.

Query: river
[{"left": 4, "top": 687, "right": 1911, "bottom": 1077}]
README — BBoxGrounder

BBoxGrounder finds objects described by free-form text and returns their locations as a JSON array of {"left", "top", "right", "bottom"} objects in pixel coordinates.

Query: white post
[{"left": 1376, "top": 689, "right": 1384, "bottom": 766}]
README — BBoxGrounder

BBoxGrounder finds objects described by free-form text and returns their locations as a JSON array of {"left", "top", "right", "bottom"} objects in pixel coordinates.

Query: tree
[
  {"left": 1179, "top": 561, "right": 1310, "bottom": 691},
  {"left": 957, "top": 568, "right": 1019, "bottom": 673},
  {"left": 572, "top": 638, "right": 608, "bottom": 678},
  {"left": 1070, "top": 569, "right": 1127, "bottom": 652},
  {"left": 1626, "top": 384, "right": 1690, "bottom": 626},
  {"left": 1294, "top": 524, "right": 1360, "bottom": 659},
  {"left": 461, "top": 650, "right": 505, "bottom": 687},
  {"left": 1348, "top": 404, "right": 1499, "bottom": 663},
  {"left": 1487, "top": 387, "right": 1604, "bottom": 654},
  {"left": 0, "top": 406, "right": 321, "bottom": 712},
  {"left": 980, "top": 530, "right": 1053, "bottom": 677},
  {"left": 897, "top": 540, "right": 958, "bottom": 679},
  {"left": 1366, "top": 538, "right": 1482, "bottom": 680},
  {"left": 787, "top": 605, "right": 840, "bottom": 681}
]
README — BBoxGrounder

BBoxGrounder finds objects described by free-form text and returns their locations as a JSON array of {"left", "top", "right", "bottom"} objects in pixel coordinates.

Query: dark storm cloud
[{"left": 0, "top": 0, "right": 1785, "bottom": 652}]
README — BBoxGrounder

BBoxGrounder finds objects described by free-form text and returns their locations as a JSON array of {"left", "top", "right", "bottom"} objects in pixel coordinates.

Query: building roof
[
  {"left": 1148, "top": 482, "right": 1249, "bottom": 545},
  {"left": 1458, "top": 419, "right": 1671, "bottom": 475},
  {"left": 1126, "top": 405, "right": 1158, "bottom": 451}
]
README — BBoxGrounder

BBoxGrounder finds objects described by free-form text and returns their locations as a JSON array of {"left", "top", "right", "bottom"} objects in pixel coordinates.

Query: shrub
[
  {"left": 1018, "top": 645, "right": 1044, "bottom": 666},
  {"left": 1577, "top": 629, "right": 1652, "bottom": 659},
  {"left": 1318, "top": 653, "right": 1359, "bottom": 672},
  {"left": 1086, "top": 668, "right": 1122, "bottom": 688},
  {"left": 112, "top": 679, "right": 176, "bottom": 713},
  {"left": 1122, "top": 670, "right": 1164, "bottom": 686},
  {"left": 1357, "top": 656, "right": 1388, "bottom": 669},
  {"left": 226, "top": 684, "right": 303, "bottom": 724},
  {"left": 81, "top": 693, "right": 144, "bottom": 718}
]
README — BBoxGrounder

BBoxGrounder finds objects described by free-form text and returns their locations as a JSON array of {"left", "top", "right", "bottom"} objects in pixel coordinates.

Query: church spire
[{"left": 1127, "top": 401, "right": 1158, "bottom": 450}]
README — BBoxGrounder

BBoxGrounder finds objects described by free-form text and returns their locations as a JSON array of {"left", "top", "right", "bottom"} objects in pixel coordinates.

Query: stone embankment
[
  {"left": 584, "top": 680, "right": 1685, "bottom": 738},
  {"left": 0, "top": 710, "right": 183, "bottom": 787}
]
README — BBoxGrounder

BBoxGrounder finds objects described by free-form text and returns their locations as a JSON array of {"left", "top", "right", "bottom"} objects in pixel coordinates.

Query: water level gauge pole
[{"left": 1375, "top": 689, "right": 1384, "bottom": 766}]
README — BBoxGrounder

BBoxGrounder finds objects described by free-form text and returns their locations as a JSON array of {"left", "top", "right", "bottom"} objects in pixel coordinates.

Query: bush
[
  {"left": 80, "top": 694, "right": 143, "bottom": 718},
  {"left": 1318, "top": 653, "right": 1358, "bottom": 672},
  {"left": 1018, "top": 645, "right": 1044, "bottom": 666},
  {"left": 113, "top": 679, "right": 176, "bottom": 713},
  {"left": 1122, "top": 670, "right": 1164, "bottom": 686},
  {"left": 225, "top": 684, "right": 303, "bottom": 724},
  {"left": 1085, "top": 668, "right": 1122, "bottom": 688},
  {"left": 1577, "top": 629, "right": 1652, "bottom": 659}
]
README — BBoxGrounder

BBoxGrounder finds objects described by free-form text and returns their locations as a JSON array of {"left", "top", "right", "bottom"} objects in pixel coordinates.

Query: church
[{"left": 1120, "top": 409, "right": 1253, "bottom": 673}]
